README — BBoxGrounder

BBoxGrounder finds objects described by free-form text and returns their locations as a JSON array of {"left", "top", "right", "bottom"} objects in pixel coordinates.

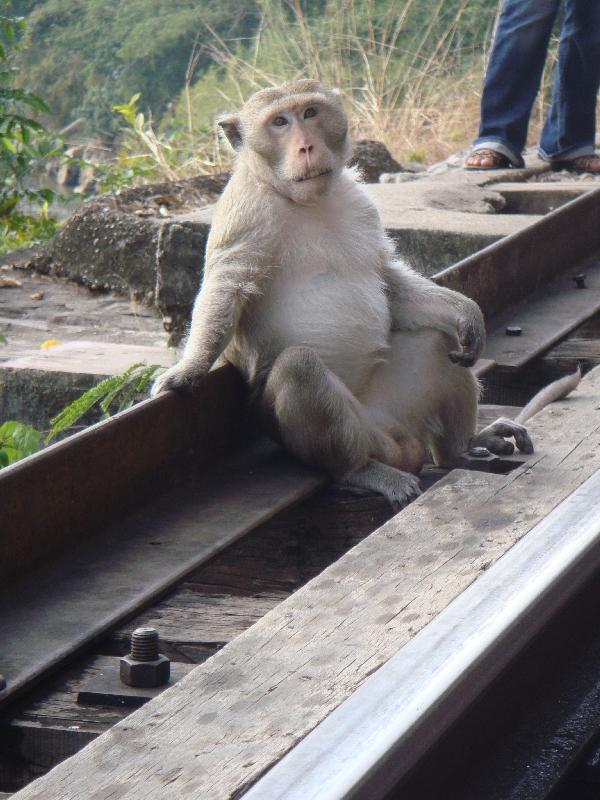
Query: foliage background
[{"left": 11, "top": 0, "right": 504, "bottom": 157}]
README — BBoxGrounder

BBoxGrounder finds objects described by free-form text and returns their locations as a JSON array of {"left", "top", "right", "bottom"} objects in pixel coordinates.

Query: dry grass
[
  {"left": 191, "top": 0, "right": 499, "bottom": 165},
  {"left": 114, "top": 0, "right": 597, "bottom": 181}
]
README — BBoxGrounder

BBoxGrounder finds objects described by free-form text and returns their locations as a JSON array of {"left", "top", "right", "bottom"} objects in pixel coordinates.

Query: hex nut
[{"left": 120, "top": 654, "right": 170, "bottom": 688}]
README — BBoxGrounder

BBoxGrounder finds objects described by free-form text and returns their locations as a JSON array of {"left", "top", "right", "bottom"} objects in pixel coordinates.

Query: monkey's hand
[
  {"left": 150, "top": 360, "right": 209, "bottom": 398},
  {"left": 448, "top": 304, "right": 485, "bottom": 368}
]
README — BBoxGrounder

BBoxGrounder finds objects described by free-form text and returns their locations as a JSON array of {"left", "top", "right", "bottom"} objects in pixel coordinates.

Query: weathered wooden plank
[
  {"left": 2, "top": 491, "right": 397, "bottom": 790},
  {"left": 542, "top": 336, "right": 600, "bottom": 370},
  {"left": 12, "top": 367, "right": 600, "bottom": 800},
  {"left": 0, "top": 655, "right": 196, "bottom": 793},
  {"left": 112, "top": 588, "right": 288, "bottom": 651}
]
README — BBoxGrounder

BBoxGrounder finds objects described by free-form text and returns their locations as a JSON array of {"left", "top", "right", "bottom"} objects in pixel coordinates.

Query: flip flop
[
  {"left": 550, "top": 154, "right": 600, "bottom": 174},
  {"left": 464, "top": 148, "right": 512, "bottom": 170}
]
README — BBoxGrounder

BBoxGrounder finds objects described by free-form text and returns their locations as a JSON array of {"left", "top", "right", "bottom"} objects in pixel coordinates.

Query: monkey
[{"left": 151, "top": 79, "right": 566, "bottom": 510}]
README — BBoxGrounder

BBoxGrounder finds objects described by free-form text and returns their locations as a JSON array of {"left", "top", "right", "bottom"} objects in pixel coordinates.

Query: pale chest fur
[{"left": 232, "top": 183, "right": 392, "bottom": 394}]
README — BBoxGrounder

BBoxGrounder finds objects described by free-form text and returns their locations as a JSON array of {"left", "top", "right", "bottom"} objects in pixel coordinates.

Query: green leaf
[
  {"left": 0, "top": 448, "right": 9, "bottom": 468},
  {"left": 0, "top": 421, "right": 41, "bottom": 458},
  {"left": 10, "top": 423, "right": 41, "bottom": 457}
]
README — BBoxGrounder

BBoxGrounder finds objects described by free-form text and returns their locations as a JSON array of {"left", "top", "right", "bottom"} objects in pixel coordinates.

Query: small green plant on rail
[{"left": 0, "top": 362, "right": 165, "bottom": 469}]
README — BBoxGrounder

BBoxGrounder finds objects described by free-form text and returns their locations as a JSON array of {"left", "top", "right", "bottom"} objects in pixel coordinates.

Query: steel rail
[
  {"left": 434, "top": 185, "right": 600, "bottom": 320},
  {"left": 243, "top": 467, "right": 600, "bottom": 800}
]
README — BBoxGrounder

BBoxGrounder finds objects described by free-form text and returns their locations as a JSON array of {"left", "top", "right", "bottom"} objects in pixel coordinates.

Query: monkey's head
[{"left": 218, "top": 80, "right": 351, "bottom": 204}]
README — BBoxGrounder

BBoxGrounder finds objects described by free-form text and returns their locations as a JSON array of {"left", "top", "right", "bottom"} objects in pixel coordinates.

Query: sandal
[
  {"left": 551, "top": 153, "right": 600, "bottom": 174},
  {"left": 464, "top": 148, "right": 512, "bottom": 170}
]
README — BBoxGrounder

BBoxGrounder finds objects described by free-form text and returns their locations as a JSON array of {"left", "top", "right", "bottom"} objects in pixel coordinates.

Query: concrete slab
[
  {"left": 184, "top": 162, "right": 594, "bottom": 275},
  {"left": 2, "top": 340, "right": 175, "bottom": 376},
  {"left": 0, "top": 264, "right": 173, "bottom": 428}
]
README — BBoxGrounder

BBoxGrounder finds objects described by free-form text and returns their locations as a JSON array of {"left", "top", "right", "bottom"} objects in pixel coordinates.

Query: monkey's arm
[
  {"left": 151, "top": 261, "right": 262, "bottom": 396},
  {"left": 383, "top": 261, "right": 485, "bottom": 367}
]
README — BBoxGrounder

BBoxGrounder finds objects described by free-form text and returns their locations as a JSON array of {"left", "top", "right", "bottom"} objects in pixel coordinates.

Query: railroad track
[{"left": 1, "top": 185, "right": 600, "bottom": 799}]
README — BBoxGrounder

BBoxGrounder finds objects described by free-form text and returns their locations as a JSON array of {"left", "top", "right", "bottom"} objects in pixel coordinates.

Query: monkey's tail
[{"left": 515, "top": 366, "right": 581, "bottom": 424}]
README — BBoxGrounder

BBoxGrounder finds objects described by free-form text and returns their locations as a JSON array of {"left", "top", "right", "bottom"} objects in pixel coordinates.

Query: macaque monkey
[{"left": 152, "top": 79, "right": 543, "bottom": 509}]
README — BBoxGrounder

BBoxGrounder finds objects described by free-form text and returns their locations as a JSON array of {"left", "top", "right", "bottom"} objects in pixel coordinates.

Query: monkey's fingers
[
  {"left": 453, "top": 317, "right": 484, "bottom": 368},
  {"left": 150, "top": 365, "right": 206, "bottom": 398},
  {"left": 448, "top": 348, "right": 477, "bottom": 367}
]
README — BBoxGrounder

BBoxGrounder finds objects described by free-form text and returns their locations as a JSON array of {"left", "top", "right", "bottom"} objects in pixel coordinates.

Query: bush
[{"left": 0, "top": 7, "right": 64, "bottom": 251}]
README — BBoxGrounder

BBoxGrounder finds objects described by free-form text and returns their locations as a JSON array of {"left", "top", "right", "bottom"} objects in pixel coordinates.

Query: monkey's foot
[
  {"left": 150, "top": 361, "right": 207, "bottom": 398},
  {"left": 471, "top": 416, "right": 534, "bottom": 456},
  {"left": 343, "top": 459, "right": 421, "bottom": 512}
]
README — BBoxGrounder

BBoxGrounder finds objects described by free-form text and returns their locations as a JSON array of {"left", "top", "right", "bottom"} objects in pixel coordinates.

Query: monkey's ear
[{"left": 217, "top": 114, "right": 243, "bottom": 151}]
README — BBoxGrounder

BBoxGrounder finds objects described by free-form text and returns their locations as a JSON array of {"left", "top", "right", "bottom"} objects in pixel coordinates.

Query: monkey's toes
[
  {"left": 388, "top": 472, "right": 421, "bottom": 512},
  {"left": 515, "top": 431, "right": 534, "bottom": 455},
  {"left": 483, "top": 435, "right": 515, "bottom": 456},
  {"left": 448, "top": 349, "right": 477, "bottom": 367}
]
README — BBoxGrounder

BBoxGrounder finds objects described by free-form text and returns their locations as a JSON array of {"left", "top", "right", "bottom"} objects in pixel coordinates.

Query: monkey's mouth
[{"left": 294, "top": 169, "right": 333, "bottom": 182}]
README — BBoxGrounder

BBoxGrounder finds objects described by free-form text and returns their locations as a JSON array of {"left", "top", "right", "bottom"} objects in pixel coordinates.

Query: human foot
[
  {"left": 464, "top": 148, "right": 512, "bottom": 170},
  {"left": 551, "top": 153, "right": 600, "bottom": 174}
]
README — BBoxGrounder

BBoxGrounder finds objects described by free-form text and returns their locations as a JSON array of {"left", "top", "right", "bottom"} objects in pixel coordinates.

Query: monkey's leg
[
  {"left": 370, "top": 330, "right": 532, "bottom": 462},
  {"left": 262, "top": 346, "right": 372, "bottom": 476},
  {"left": 365, "top": 329, "right": 479, "bottom": 468},
  {"left": 262, "top": 346, "right": 421, "bottom": 509}
]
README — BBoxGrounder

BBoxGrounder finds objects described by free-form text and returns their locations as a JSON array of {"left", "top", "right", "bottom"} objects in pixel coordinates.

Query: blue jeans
[{"left": 472, "top": 0, "right": 600, "bottom": 166}]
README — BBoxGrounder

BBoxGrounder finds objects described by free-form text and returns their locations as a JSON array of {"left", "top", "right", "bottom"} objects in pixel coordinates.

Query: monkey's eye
[
  {"left": 303, "top": 107, "right": 317, "bottom": 119},
  {"left": 272, "top": 116, "right": 288, "bottom": 127}
]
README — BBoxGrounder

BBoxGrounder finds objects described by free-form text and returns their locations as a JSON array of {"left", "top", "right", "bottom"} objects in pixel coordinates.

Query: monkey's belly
[{"left": 247, "top": 277, "right": 391, "bottom": 394}]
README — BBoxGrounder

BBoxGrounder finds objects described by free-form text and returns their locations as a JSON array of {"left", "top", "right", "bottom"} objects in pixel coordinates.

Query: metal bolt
[
  {"left": 469, "top": 446, "right": 491, "bottom": 459},
  {"left": 131, "top": 628, "right": 160, "bottom": 661},
  {"left": 572, "top": 273, "right": 586, "bottom": 289},
  {"left": 505, "top": 326, "right": 522, "bottom": 337},
  {"left": 120, "top": 627, "right": 170, "bottom": 688}
]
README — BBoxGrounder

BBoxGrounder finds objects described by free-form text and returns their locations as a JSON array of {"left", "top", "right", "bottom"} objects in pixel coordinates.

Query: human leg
[
  {"left": 539, "top": 0, "right": 600, "bottom": 162},
  {"left": 468, "top": 0, "right": 560, "bottom": 168}
]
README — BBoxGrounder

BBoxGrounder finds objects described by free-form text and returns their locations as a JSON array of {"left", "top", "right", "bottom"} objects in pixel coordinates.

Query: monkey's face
[{"left": 219, "top": 82, "right": 351, "bottom": 204}]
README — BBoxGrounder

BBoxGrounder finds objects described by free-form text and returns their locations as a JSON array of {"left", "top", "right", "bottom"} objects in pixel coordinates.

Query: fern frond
[{"left": 45, "top": 362, "right": 166, "bottom": 444}]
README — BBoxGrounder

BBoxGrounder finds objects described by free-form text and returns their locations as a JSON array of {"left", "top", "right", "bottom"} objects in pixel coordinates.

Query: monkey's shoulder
[{"left": 207, "top": 176, "right": 287, "bottom": 259}]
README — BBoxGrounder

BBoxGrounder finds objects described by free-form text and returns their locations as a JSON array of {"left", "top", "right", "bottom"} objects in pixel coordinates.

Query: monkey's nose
[{"left": 299, "top": 144, "right": 314, "bottom": 155}]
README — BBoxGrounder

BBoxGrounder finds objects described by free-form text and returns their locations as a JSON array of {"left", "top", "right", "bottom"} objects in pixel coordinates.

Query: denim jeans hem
[
  {"left": 538, "top": 143, "right": 596, "bottom": 162},
  {"left": 471, "top": 139, "right": 525, "bottom": 168}
]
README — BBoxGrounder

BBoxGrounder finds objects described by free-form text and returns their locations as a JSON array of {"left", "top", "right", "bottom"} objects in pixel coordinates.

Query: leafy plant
[
  {"left": 0, "top": 362, "right": 165, "bottom": 469},
  {"left": 0, "top": 7, "right": 64, "bottom": 251},
  {"left": 45, "top": 361, "right": 164, "bottom": 443},
  {"left": 0, "top": 419, "right": 41, "bottom": 466}
]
